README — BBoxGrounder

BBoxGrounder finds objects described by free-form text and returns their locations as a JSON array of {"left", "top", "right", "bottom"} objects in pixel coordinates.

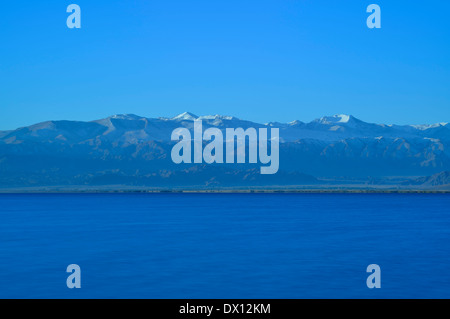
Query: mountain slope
[
  {"left": 407, "top": 171, "right": 450, "bottom": 188},
  {"left": 0, "top": 113, "right": 449, "bottom": 189}
]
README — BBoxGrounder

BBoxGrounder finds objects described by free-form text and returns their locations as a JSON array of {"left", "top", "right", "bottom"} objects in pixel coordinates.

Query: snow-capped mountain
[
  {"left": 0, "top": 113, "right": 449, "bottom": 189},
  {"left": 3, "top": 112, "right": 448, "bottom": 143}
]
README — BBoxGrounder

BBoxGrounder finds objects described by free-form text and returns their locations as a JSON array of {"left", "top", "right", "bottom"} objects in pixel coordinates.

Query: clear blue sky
[{"left": 1, "top": 0, "right": 449, "bottom": 130}]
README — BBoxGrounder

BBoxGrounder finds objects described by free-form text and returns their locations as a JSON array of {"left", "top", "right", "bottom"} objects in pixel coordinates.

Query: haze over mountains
[{"left": 0, "top": 113, "right": 449, "bottom": 190}]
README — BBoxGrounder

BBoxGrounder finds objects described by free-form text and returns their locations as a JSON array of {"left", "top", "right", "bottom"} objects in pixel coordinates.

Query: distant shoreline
[{"left": 0, "top": 188, "right": 449, "bottom": 194}]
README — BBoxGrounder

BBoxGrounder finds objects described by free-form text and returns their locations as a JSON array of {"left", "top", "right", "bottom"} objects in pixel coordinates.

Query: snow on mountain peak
[
  {"left": 110, "top": 114, "right": 143, "bottom": 120},
  {"left": 315, "top": 114, "right": 352, "bottom": 125},
  {"left": 172, "top": 112, "right": 199, "bottom": 121},
  {"left": 198, "top": 114, "right": 235, "bottom": 121},
  {"left": 288, "top": 120, "right": 304, "bottom": 126},
  {"left": 411, "top": 122, "right": 449, "bottom": 130}
]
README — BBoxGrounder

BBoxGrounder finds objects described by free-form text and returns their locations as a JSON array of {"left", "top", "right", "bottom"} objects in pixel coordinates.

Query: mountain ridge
[
  {"left": 2, "top": 112, "right": 448, "bottom": 132},
  {"left": 2, "top": 112, "right": 449, "bottom": 143},
  {"left": 0, "top": 112, "right": 449, "bottom": 189}
]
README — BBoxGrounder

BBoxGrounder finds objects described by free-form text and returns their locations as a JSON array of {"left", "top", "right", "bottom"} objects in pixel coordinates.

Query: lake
[{"left": 0, "top": 193, "right": 449, "bottom": 298}]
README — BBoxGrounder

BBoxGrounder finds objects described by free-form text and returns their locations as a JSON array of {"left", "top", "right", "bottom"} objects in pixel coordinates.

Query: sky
[{"left": 1, "top": 0, "right": 449, "bottom": 130}]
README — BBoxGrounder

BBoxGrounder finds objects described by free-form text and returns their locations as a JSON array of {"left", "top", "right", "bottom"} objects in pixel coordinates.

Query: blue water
[{"left": 0, "top": 193, "right": 449, "bottom": 299}]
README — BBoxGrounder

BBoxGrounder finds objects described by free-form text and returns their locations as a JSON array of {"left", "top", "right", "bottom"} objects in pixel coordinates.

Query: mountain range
[{"left": 0, "top": 112, "right": 449, "bottom": 190}]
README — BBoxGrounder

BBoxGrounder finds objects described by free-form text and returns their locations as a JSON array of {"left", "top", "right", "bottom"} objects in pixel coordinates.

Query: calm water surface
[{"left": 0, "top": 193, "right": 449, "bottom": 298}]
